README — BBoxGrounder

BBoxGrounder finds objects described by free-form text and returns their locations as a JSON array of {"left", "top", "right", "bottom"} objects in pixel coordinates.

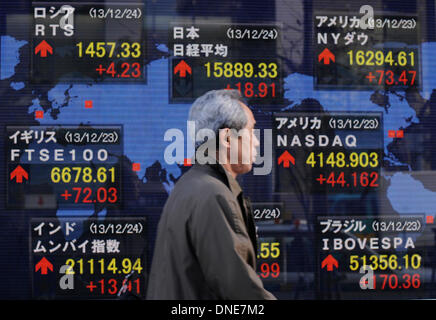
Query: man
[{"left": 146, "top": 90, "right": 276, "bottom": 300}]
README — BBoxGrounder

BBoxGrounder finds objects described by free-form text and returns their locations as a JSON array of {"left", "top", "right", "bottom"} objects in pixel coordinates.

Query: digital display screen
[{"left": 1, "top": 0, "right": 436, "bottom": 306}]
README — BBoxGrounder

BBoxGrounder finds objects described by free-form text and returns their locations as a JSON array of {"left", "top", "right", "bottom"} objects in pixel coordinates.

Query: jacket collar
[
  {"left": 191, "top": 160, "right": 242, "bottom": 198},
  {"left": 211, "top": 163, "right": 242, "bottom": 197}
]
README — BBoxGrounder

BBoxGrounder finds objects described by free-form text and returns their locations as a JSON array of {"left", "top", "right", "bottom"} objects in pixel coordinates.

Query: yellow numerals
[
  {"left": 51, "top": 166, "right": 115, "bottom": 184},
  {"left": 349, "top": 254, "right": 421, "bottom": 271},
  {"left": 306, "top": 152, "right": 378, "bottom": 168},
  {"left": 258, "top": 242, "right": 280, "bottom": 259},
  {"left": 347, "top": 50, "right": 415, "bottom": 67},
  {"left": 204, "top": 62, "right": 278, "bottom": 79},
  {"left": 64, "top": 258, "right": 143, "bottom": 275},
  {"left": 76, "top": 42, "right": 141, "bottom": 58}
]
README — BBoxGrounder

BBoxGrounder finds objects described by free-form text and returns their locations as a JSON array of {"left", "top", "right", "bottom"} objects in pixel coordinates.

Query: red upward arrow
[
  {"left": 35, "top": 40, "right": 53, "bottom": 57},
  {"left": 174, "top": 60, "right": 192, "bottom": 77},
  {"left": 35, "top": 257, "right": 53, "bottom": 275},
  {"left": 278, "top": 151, "right": 295, "bottom": 168},
  {"left": 318, "top": 48, "right": 335, "bottom": 65},
  {"left": 10, "top": 165, "right": 28, "bottom": 183},
  {"left": 321, "top": 254, "right": 338, "bottom": 271}
]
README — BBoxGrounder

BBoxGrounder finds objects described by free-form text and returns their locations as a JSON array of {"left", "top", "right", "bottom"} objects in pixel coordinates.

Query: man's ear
[{"left": 218, "top": 128, "right": 231, "bottom": 149}]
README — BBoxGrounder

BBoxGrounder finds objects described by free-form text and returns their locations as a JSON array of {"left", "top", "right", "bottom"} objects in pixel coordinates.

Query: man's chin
[{"left": 237, "top": 163, "right": 253, "bottom": 175}]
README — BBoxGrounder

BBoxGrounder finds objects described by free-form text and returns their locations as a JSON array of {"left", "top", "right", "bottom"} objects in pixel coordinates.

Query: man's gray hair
[{"left": 188, "top": 89, "right": 247, "bottom": 149}]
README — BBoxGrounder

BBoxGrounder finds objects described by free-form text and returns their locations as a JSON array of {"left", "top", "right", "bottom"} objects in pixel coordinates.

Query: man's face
[{"left": 228, "top": 103, "right": 259, "bottom": 175}]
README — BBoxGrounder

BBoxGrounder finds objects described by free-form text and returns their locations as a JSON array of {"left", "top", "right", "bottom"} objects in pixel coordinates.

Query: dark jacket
[{"left": 146, "top": 163, "right": 276, "bottom": 300}]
